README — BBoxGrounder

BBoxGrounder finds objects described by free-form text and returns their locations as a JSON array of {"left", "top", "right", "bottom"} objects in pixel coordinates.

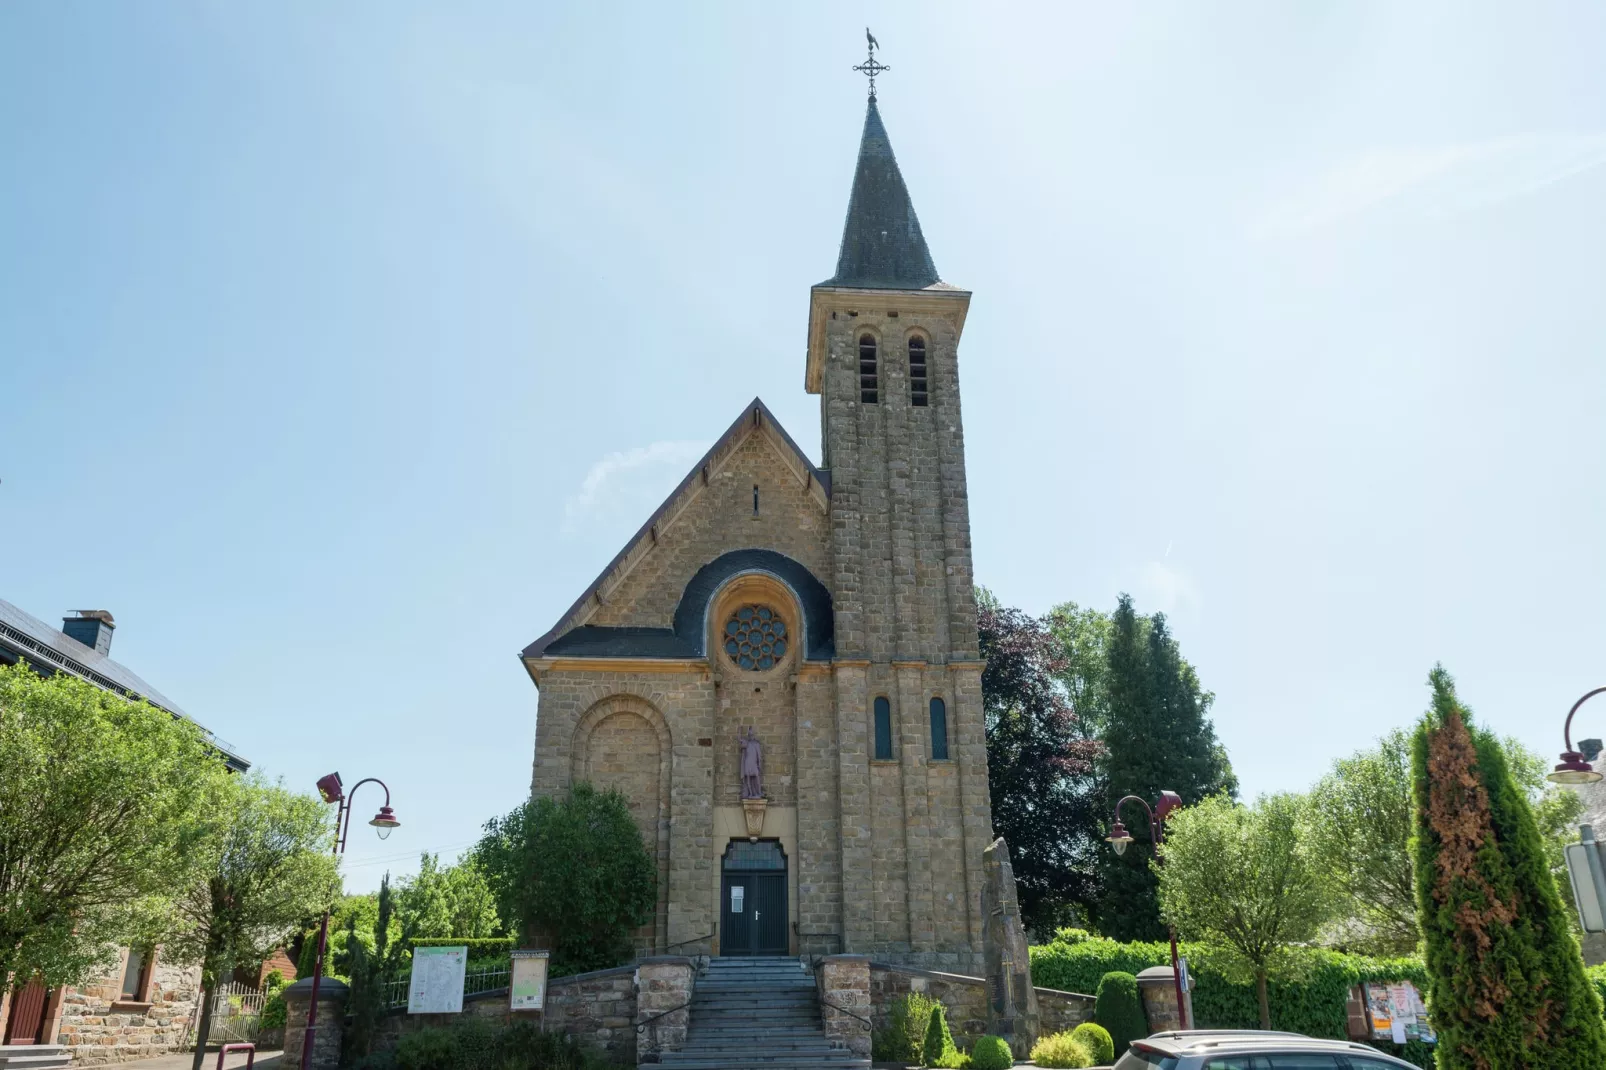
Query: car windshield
[{"left": 1114, "top": 1048, "right": 1181, "bottom": 1070}]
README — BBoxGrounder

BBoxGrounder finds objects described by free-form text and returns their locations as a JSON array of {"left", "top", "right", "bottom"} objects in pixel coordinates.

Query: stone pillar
[
  {"left": 281, "top": 977, "right": 348, "bottom": 1070},
  {"left": 634, "top": 957, "right": 694, "bottom": 1063},
  {"left": 982, "top": 838, "right": 1040, "bottom": 1058},
  {"left": 817, "top": 955, "right": 871, "bottom": 1058},
  {"left": 1136, "top": 966, "right": 1191, "bottom": 1034}
]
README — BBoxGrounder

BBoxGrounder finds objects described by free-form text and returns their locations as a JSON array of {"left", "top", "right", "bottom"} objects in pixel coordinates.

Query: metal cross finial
[{"left": 853, "top": 28, "right": 889, "bottom": 100}]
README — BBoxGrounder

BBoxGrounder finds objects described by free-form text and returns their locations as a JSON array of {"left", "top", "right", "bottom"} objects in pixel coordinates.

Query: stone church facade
[{"left": 522, "top": 94, "right": 992, "bottom": 972}]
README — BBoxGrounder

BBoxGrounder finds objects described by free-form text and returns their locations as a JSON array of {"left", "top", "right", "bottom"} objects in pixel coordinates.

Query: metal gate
[
  {"left": 719, "top": 840, "right": 788, "bottom": 956},
  {"left": 203, "top": 981, "right": 265, "bottom": 1044},
  {"left": 3, "top": 977, "right": 50, "bottom": 1044}
]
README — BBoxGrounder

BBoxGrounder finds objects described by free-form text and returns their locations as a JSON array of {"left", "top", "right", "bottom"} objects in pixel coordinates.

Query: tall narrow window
[
  {"left": 929, "top": 697, "right": 949, "bottom": 760},
  {"left": 908, "top": 336, "right": 928, "bottom": 406},
  {"left": 120, "top": 947, "right": 152, "bottom": 1001},
  {"left": 873, "top": 696, "right": 893, "bottom": 759},
  {"left": 859, "top": 334, "right": 878, "bottom": 404}
]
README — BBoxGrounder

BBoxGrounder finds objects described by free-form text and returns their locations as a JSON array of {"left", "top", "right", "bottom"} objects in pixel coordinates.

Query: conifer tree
[
  {"left": 1096, "top": 595, "right": 1235, "bottom": 940},
  {"left": 1412, "top": 665, "right": 1606, "bottom": 1068}
]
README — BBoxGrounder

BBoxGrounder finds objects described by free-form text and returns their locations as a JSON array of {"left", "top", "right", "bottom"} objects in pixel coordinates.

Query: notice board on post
[
  {"left": 408, "top": 945, "right": 467, "bottom": 1014},
  {"left": 510, "top": 950, "right": 551, "bottom": 1012}
]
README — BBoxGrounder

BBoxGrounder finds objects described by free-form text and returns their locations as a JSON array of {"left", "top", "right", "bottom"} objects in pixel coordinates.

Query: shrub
[
  {"left": 1094, "top": 971, "right": 1146, "bottom": 1057},
  {"left": 393, "top": 1020, "right": 598, "bottom": 1070},
  {"left": 969, "top": 1035, "right": 1012, "bottom": 1070},
  {"left": 1030, "top": 1031, "right": 1092, "bottom": 1068},
  {"left": 923, "top": 1004, "right": 960, "bottom": 1068},
  {"left": 1070, "top": 1023, "right": 1113, "bottom": 1066},
  {"left": 872, "top": 992, "right": 943, "bottom": 1063},
  {"left": 258, "top": 990, "right": 286, "bottom": 1031}
]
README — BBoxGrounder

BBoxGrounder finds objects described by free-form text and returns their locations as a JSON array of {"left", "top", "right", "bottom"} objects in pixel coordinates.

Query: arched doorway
[{"left": 720, "top": 840, "right": 787, "bottom": 956}]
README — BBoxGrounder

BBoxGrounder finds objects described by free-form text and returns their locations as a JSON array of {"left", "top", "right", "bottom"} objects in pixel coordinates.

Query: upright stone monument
[{"left": 981, "top": 837, "right": 1040, "bottom": 1057}]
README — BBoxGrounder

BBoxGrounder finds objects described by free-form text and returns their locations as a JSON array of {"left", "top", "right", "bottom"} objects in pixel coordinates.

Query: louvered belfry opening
[
  {"left": 859, "top": 333, "right": 879, "bottom": 403},
  {"left": 908, "top": 336, "right": 928, "bottom": 406}
]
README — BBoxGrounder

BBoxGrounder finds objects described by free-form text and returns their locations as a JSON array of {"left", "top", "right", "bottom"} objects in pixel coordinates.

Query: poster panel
[
  {"left": 510, "top": 950, "right": 550, "bottom": 1012},
  {"left": 408, "top": 945, "right": 467, "bottom": 1014}
]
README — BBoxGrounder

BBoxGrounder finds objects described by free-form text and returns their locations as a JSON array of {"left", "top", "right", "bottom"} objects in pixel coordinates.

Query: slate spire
[{"left": 824, "top": 98, "right": 943, "bottom": 291}]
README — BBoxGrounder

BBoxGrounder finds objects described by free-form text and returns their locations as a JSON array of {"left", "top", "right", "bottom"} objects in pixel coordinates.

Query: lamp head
[
  {"left": 1107, "top": 819, "right": 1133, "bottom": 856},
  {"left": 316, "top": 772, "right": 345, "bottom": 804},
  {"left": 369, "top": 805, "right": 401, "bottom": 840},
  {"left": 1549, "top": 752, "right": 1603, "bottom": 786},
  {"left": 1155, "top": 790, "right": 1184, "bottom": 821}
]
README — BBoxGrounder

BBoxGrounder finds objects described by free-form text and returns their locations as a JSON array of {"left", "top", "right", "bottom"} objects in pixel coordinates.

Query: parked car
[{"left": 1112, "top": 1030, "right": 1421, "bottom": 1069}]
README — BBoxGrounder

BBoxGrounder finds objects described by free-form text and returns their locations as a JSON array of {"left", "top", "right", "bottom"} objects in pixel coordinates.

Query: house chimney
[{"left": 62, "top": 610, "right": 115, "bottom": 656}]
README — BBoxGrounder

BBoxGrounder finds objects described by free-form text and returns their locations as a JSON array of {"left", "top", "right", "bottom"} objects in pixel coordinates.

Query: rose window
[{"left": 723, "top": 605, "right": 787, "bottom": 670}]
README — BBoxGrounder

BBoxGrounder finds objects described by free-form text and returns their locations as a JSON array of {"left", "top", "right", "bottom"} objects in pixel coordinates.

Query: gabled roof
[
  {"left": 821, "top": 97, "right": 953, "bottom": 292},
  {"left": 0, "top": 597, "right": 250, "bottom": 771},
  {"left": 522, "top": 398, "right": 829, "bottom": 663}
]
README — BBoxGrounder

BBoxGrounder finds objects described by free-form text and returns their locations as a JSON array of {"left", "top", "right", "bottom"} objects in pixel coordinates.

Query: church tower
[{"left": 805, "top": 94, "right": 990, "bottom": 965}]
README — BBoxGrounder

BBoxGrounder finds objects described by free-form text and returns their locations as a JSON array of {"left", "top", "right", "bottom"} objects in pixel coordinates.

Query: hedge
[
  {"left": 1031, "top": 936, "right": 1433, "bottom": 1068},
  {"left": 409, "top": 937, "right": 515, "bottom": 956}
]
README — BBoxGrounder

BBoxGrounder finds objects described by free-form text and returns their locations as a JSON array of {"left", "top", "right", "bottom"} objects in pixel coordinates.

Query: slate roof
[
  {"left": 522, "top": 399, "right": 832, "bottom": 664},
  {"left": 0, "top": 597, "right": 250, "bottom": 771},
  {"left": 822, "top": 97, "right": 953, "bottom": 292}
]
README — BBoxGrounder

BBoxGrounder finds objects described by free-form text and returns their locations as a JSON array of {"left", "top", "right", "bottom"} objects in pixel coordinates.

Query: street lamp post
[
  {"left": 1547, "top": 687, "right": 1606, "bottom": 786},
  {"left": 1107, "top": 790, "right": 1190, "bottom": 1031},
  {"left": 300, "top": 773, "right": 401, "bottom": 1070}
]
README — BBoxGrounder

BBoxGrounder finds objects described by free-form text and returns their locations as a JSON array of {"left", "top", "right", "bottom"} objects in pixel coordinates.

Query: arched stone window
[
  {"left": 929, "top": 697, "right": 948, "bottom": 760},
  {"left": 859, "top": 333, "right": 878, "bottom": 404},
  {"left": 874, "top": 696, "right": 893, "bottom": 760},
  {"left": 908, "top": 335, "right": 928, "bottom": 407}
]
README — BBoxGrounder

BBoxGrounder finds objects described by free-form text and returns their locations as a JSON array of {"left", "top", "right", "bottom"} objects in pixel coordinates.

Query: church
[{"left": 522, "top": 85, "right": 993, "bottom": 974}]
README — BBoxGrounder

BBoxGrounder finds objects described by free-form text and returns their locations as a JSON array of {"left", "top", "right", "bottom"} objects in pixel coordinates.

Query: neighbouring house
[{"left": 0, "top": 600, "right": 251, "bottom": 1065}]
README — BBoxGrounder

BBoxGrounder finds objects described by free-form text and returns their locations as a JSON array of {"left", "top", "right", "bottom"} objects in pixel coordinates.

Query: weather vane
[{"left": 853, "top": 28, "right": 889, "bottom": 100}]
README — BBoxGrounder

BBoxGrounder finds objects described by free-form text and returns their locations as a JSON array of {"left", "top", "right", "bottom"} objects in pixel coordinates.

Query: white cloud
[
  {"left": 1138, "top": 559, "right": 1200, "bottom": 616},
  {"left": 1257, "top": 133, "right": 1606, "bottom": 238},
  {"left": 563, "top": 440, "right": 708, "bottom": 532}
]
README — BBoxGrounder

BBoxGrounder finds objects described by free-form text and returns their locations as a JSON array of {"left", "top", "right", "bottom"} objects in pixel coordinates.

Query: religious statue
[{"left": 739, "top": 727, "right": 764, "bottom": 799}]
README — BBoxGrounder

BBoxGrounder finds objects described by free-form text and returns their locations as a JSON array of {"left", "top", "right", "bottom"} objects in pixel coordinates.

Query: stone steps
[
  {"left": 641, "top": 957, "right": 868, "bottom": 1070},
  {"left": 0, "top": 1046, "right": 71, "bottom": 1070}
]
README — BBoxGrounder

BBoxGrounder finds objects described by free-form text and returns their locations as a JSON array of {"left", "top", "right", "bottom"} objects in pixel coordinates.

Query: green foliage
[
  {"left": 395, "top": 853, "right": 503, "bottom": 942},
  {"left": 1411, "top": 666, "right": 1606, "bottom": 1067},
  {"left": 1070, "top": 1023, "right": 1113, "bottom": 1066},
  {"left": 392, "top": 1018, "right": 601, "bottom": 1070},
  {"left": 474, "top": 782, "right": 656, "bottom": 977},
  {"left": 1097, "top": 596, "right": 1236, "bottom": 942},
  {"left": 1032, "top": 934, "right": 1433, "bottom": 1065},
  {"left": 968, "top": 1035, "right": 1012, "bottom": 1070},
  {"left": 0, "top": 661, "right": 230, "bottom": 987},
  {"left": 873, "top": 992, "right": 942, "bottom": 1063},
  {"left": 259, "top": 989, "right": 287, "bottom": 1031},
  {"left": 977, "top": 594, "right": 1102, "bottom": 934},
  {"left": 922, "top": 1004, "right": 959, "bottom": 1068},
  {"left": 1029, "top": 1031, "right": 1093, "bottom": 1068},
  {"left": 1307, "top": 727, "right": 1584, "bottom": 957},
  {"left": 1157, "top": 792, "right": 1333, "bottom": 1027},
  {"left": 1093, "top": 971, "right": 1147, "bottom": 1057}
]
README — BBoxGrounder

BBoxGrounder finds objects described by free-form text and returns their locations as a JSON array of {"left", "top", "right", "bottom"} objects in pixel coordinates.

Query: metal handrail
[
  {"left": 817, "top": 996, "right": 873, "bottom": 1029},
  {"left": 664, "top": 932, "right": 715, "bottom": 952}
]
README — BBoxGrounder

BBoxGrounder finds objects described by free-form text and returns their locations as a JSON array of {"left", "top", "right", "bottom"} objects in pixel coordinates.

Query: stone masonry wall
[
  {"left": 55, "top": 957, "right": 200, "bottom": 1066},
  {"left": 869, "top": 963, "right": 1094, "bottom": 1049},
  {"left": 817, "top": 956, "right": 871, "bottom": 1058}
]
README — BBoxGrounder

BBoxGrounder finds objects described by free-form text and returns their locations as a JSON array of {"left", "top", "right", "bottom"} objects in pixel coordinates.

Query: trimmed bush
[
  {"left": 1029, "top": 1031, "right": 1092, "bottom": 1068},
  {"left": 922, "top": 1004, "right": 961, "bottom": 1068},
  {"left": 409, "top": 936, "right": 515, "bottom": 955},
  {"left": 969, "top": 1035, "right": 1012, "bottom": 1070},
  {"left": 1093, "top": 971, "right": 1146, "bottom": 1057},
  {"left": 1070, "top": 1023, "right": 1114, "bottom": 1066},
  {"left": 872, "top": 992, "right": 942, "bottom": 1063},
  {"left": 393, "top": 1019, "right": 599, "bottom": 1070}
]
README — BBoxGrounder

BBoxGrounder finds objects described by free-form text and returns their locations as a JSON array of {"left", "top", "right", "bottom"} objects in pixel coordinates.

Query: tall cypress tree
[
  {"left": 1096, "top": 595, "right": 1235, "bottom": 940},
  {"left": 1412, "top": 666, "right": 1606, "bottom": 1068}
]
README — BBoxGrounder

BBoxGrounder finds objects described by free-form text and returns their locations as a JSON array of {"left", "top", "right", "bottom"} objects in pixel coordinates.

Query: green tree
[
  {"left": 1308, "top": 728, "right": 1583, "bottom": 956},
  {"left": 1412, "top": 666, "right": 1606, "bottom": 1068},
  {"left": 1097, "top": 595, "right": 1235, "bottom": 940},
  {"left": 165, "top": 775, "right": 340, "bottom": 1070},
  {"left": 1046, "top": 601, "right": 1113, "bottom": 741},
  {"left": 341, "top": 874, "right": 398, "bottom": 1065},
  {"left": 0, "top": 662, "right": 227, "bottom": 988},
  {"left": 474, "top": 782, "right": 655, "bottom": 976},
  {"left": 978, "top": 593, "right": 1103, "bottom": 933},
  {"left": 1155, "top": 793, "right": 1332, "bottom": 1029},
  {"left": 394, "top": 853, "right": 502, "bottom": 941}
]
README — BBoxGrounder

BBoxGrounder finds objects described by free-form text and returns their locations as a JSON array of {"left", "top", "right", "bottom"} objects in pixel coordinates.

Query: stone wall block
[
  {"left": 816, "top": 956, "right": 871, "bottom": 1058},
  {"left": 282, "top": 978, "right": 349, "bottom": 1070},
  {"left": 634, "top": 957, "right": 694, "bottom": 1062}
]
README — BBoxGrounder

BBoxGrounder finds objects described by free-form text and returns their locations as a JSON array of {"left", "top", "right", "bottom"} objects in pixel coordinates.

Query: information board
[
  {"left": 408, "top": 945, "right": 467, "bottom": 1014},
  {"left": 510, "top": 950, "right": 551, "bottom": 1012},
  {"left": 1363, "top": 980, "right": 1435, "bottom": 1045}
]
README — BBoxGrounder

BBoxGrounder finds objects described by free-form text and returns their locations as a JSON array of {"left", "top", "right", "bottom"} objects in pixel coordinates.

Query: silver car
[{"left": 1112, "top": 1030, "right": 1421, "bottom": 1070}]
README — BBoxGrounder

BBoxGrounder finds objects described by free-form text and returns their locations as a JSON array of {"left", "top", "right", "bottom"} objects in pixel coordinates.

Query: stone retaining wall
[
  {"left": 868, "top": 962, "right": 1095, "bottom": 1048},
  {"left": 55, "top": 959, "right": 201, "bottom": 1066}
]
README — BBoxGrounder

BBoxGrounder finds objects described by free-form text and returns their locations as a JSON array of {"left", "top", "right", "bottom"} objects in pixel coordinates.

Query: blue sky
[{"left": 3, "top": 4, "right": 1604, "bottom": 892}]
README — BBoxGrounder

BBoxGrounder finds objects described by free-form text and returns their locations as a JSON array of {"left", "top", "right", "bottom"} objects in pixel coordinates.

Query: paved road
[{"left": 108, "top": 1050, "right": 282, "bottom": 1070}]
